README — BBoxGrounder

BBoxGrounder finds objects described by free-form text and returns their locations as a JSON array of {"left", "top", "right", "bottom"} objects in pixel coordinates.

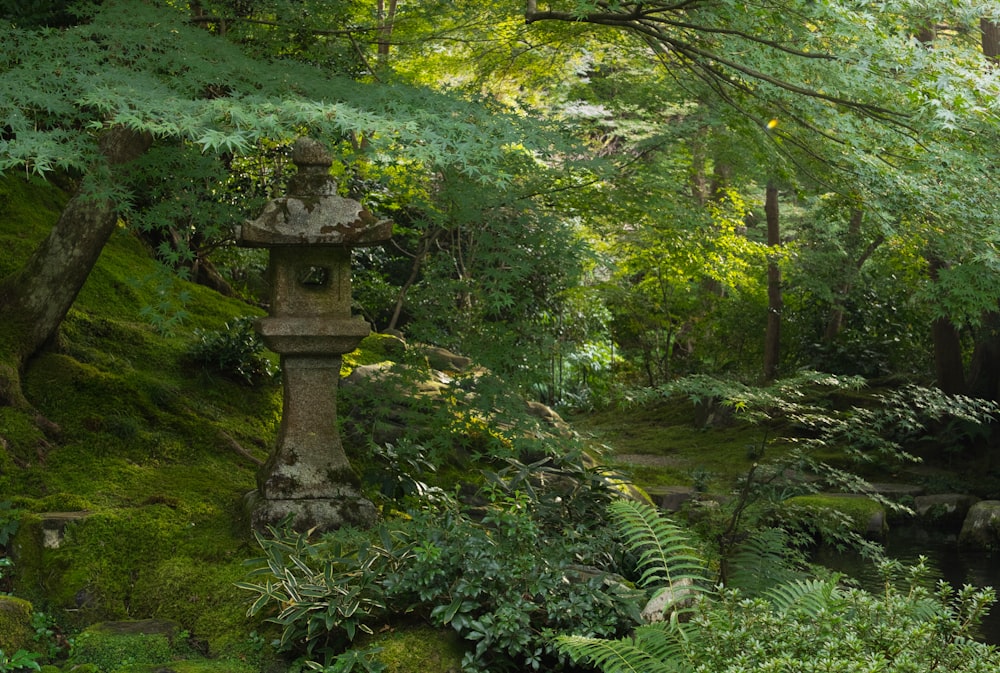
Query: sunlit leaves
[{"left": 0, "top": 2, "right": 552, "bottom": 186}]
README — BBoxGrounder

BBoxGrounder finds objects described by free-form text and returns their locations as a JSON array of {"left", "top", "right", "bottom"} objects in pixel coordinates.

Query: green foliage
[
  {"left": 238, "top": 522, "right": 410, "bottom": 662},
  {"left": 188, "top": 316, "right": 275, "bottom": 386},
  {"left": 606, "top": 501, "right": 709, "bottom": 610},
  {"left": 70, "top": 631, "right": 174, "bottom": 673},
  {"left": 785, "top": 384, "right": 1000, "bottom": 468},
  {"left": 390, "top": 489, "right": 641, "bottom": 672},
  {"left": 557, "top": 508, "right": 1000, "bottom": 673},
  {"left": 304, "top": 646, "right": 386, "bottom": 673},
  {"left": 0, "top": 501, "right": 20, "bottom": 548},
  {"left": 0, "top": 649, "right": 41, "bottom": 673},
  {"left": 240, "top": 460, "right": 644, "bottom": 672}
]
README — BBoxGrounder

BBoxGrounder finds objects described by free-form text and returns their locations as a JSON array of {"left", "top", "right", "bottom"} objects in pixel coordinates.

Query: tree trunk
[
  {"left": 964, "top": 18, "right": 1000, "bottom": 402},
  {"left": 387, "top": 228, "right": 440, "bottom": 332},
  {"left": 763, "top": 181, "right": 781, "bottom": 382},
  {"left": 932, "top": 317, "right": 967, "bottom": 394},
  {"left": 0, "top": 126, "right": 152, "bottom": 408},
  {"left": 968, "top": 312, "right": 1000, "bottom": 402},
  {"left": 982, "top": 18, "right": 1000, "bottom": 59},
  {"left": 377, "top": 0, "right": 399, "bottom": 66},
  {"left": 926, "top": 256, "right": 967, "bottom": 395}
]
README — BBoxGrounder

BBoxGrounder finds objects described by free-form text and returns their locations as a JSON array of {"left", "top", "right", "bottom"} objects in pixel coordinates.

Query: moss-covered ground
[
  {"left": 570, "top": 401, "right": 771, "bottom": 493},
  {"left": 0, "top": 174, "right": 282, "bottom": 659}
]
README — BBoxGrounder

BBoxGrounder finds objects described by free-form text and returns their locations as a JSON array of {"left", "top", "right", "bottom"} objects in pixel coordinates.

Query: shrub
[
  {"left": 239, "top": 464, "right": 643, "bottom": 672},
  {"left": 188, "top": 316, "right": 274, "bottom": 386},
  {"left": 385, "top": 489, "right": 643, "bottom": 673},
  {"left": 557, "top": 504, "right": 1000, "bottom": 673}
]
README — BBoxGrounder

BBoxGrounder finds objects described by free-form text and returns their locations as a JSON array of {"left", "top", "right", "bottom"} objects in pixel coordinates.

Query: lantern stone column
[{"left": 239, "top": 137, "right": 392, "bottom": 532}]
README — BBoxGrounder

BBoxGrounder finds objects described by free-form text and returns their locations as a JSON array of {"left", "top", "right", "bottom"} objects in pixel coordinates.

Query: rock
[
  {"left": 525, "top": 400, "right": 564, "bottom": 424},
  {"left": 914, "top": 494, "right": 979, "bottom": 529},
  {"left": 37, "top": 511, "right": 90, "bottom": 549},
  {"left": 344, "top": 362, "right": 394, "bottom": 385},
  {"left": 640, "top": 577, "right": 697, "bottom": 622},
  {"left": 645, "top": 485, "right": 696, "bottom": 513},
  {"left": 525, "top": 400, "right": 571, "bottom": 434},
  {"left": 865, "top": 483, "right": 925, "bottom": 499},
  {"left": 0, "top": 594, "right": 33, "bottom": 652},
  {"left": 959, "top": 500, "right": 1000, "bottom": 550},
  {"left": 421, "top": 346, "right": 472, "bottom": 372},
  {"left": 371, "top": 332, "right": 407, "bottom": 358},
  {"left": 368, "top": 625, "right": 466, "bottom": 673}
]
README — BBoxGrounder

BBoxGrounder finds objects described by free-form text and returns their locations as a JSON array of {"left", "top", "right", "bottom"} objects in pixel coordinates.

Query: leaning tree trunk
[
  {"left": 0, "top": 126, "right": 152, "bottom": 409},
  {"left": 762, "top": 181, "right": 782, "bottom": 382}
]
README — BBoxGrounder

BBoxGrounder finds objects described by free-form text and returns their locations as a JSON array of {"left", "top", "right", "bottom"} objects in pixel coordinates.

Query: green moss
[
  {"left": 71, "top": 626, "right": 175, "bottom": 673},
  {"left": 342, "top": 333, "right": 405, "bottom": 375},
  {"left": 0, "top": 595, "right": 33, "bottom": 651},
  {"left": 369, "top": 625, "right": 466, "bottom": 673},
  {"left": 0, "top": 174, "right": 67, "bottom": 279},
  {"left": 572, "top": 401, "right": 765, "bottom": 490},
  {"left": 783, "top": 494, "right": 886, "bottom": 537},
  {"left": 130, "top": 558, "right": 255, "bottom": 651},
  {"left": 0, "top": 407, "right": 47, "bottom": 469}
]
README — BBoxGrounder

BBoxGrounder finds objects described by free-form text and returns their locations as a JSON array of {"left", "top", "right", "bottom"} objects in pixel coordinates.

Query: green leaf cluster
[{"left": 557, "top": 505, "right": 1000, "bottom": 673}]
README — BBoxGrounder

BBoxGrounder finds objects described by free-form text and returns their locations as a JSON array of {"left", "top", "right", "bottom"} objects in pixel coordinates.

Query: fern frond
[
  {"left": 609, "top": 500, "right": 710, "bottom": 591},
  {"left": 555, "top": 634, "right": 681, "bottom": 673},
  {"left": 726, "top": 527, "right": 807, "bottom": 596},
  {"left": 632, "top": 623, "right": 693, "bottom": 667},
  {"left": 763, "top": 577, "right": 844, "bottom": 616}
]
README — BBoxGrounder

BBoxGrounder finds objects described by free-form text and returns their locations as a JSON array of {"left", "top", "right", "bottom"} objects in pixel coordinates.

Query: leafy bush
[
  {"left": 0, "top": 649, "right": 41, "bottom": 673},
  {"left": 386, "top": 488, "right": 642, "bottom": 673},
  {"left": 188, "top": 316, "right": 274, "bottom": 386},
  {"left": 239, "top": 460, "right": 642, "bottom": 673},
  {"left": 238, "top": 522, "right": 410, "bottom": 664},
  {"left": 557, "top": 505, "right": 1000, "bottom": 673}
]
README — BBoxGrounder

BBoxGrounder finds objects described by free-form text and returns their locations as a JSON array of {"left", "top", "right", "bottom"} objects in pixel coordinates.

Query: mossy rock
[
  {"left": 0, "top": 595, "right": 33, "bottom": 651},
  {"left": 959, "top": 500, "right": 1000, "bottom": 551},
  {"left": 70, "top": 620, "right": 180, "bottom": 673},
  {"left": 783, "top": 494, "right": 887, "bottom": 539},
  {"left": 368, "top": 625, "right": 466, "bottom": 673}
]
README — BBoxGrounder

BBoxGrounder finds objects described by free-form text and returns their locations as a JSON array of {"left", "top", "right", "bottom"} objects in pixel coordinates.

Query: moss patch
[
  {"left": 572, "top": 401, "right": 766, "bottom": 491},
  {"left": 369, "top": 625, "right": 466, "bottom": 673},
  {"left": 70, "top": 622, "right": 177, "bottom": 673},
  {"left": 0, "top": 174, "right": 279, "bottom": 652},
  {"left": 0, "top": 595, "right": 33, "bottom": 651},
  {"left": 783, "top": 494, "right": 887, "bottom": 538}
]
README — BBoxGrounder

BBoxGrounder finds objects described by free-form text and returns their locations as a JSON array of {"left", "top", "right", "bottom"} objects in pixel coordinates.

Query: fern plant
[
  {"left": 556, "top": 504, "right": 1000, "bottom": 673},
  {"left": 608, "top": 500, "right": 710, "bottom": 620}
]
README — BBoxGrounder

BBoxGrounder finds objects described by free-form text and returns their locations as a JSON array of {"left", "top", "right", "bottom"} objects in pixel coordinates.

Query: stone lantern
[{"left": 240, "top": 137, "right": 391, "bottom": 532}]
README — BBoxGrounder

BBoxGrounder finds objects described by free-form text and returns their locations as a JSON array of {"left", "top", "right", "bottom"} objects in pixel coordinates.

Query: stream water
[{"left": 813, "top": 526, "right": 1000, "bottom": 644}]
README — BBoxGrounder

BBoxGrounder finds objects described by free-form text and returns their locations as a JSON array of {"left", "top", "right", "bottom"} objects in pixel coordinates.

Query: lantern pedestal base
[{"left": 245, "top": 490, "right": 376, "bottom": 533}]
